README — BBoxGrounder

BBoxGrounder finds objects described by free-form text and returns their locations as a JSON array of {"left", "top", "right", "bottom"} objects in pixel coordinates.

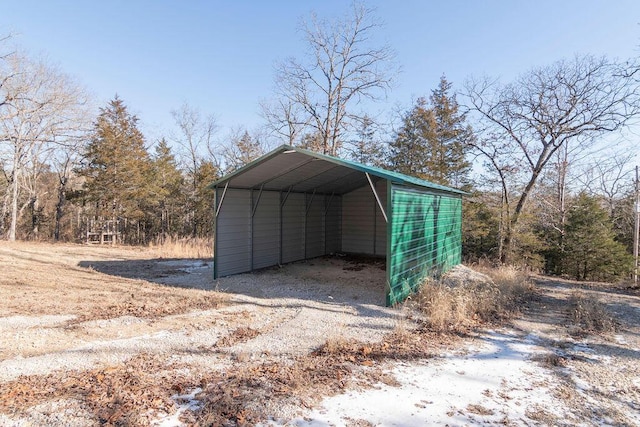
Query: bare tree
[
  {"left": 51, "top": 130, "right": 90, "bottom": 241},
  {"left": 465, "top": 55, "right": 640, "bottom": 263},
  {"left": 170, "top": 102, "right": 219, "bottom": 236},
  {"left": 577, "top": 150, "right": 635, "bottom": 214},
  {"left": 0, "top": 52, "right": 89, "bottom": 241},
  {"left": 221, "top": 127, "right": 266, "bottom": 173},
  {"left": 260, "top": 97, "right": 308, "bottom": 146},
  {"left": 170, "top": 103, "right": 218, "bottom": 177},
  {"left": 266, "top": 2, "right": 395, "bottom": 155}
]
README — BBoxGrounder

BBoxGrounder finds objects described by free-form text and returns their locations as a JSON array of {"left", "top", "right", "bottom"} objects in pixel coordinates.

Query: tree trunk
[
  {"left": 30, "top": 196, "right": 39, "bottom": 240},
  {"left": 9, "top": 165, "right": 19, "bottom": 241},
  {"left": 54, "top": 176, "right": 67, "bottom": 241}
]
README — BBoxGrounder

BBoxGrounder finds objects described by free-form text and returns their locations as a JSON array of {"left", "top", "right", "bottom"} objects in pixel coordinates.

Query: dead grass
[
  {"left": 0, "top": 353, "right": 183, "bottom": 426},
  {"left": 0, "top": 242, "right": 224, "bottom": 321},
  {"left": 567, "top": 291, "right": 618, "bottom": 335},
  {"left": 414, "top": 265, "right": 534, "bottom": 333},
  {"left": 148, "top": 235, "right": 213, "bottom": 259}
]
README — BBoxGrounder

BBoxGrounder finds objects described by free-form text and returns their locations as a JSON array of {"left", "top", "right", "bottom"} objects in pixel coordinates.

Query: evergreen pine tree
[
  {"left": 151, "top": 139, "right": 184, "bottom": 237},
  {"left": 389, "top": 97, "right": 434, "bottom": 178},
  {"left": 193, "top": 160, "right": 218, "bottom": 237},
  {"left": 389, "top": 76, "right": 474, "bottom": 188},
  {"left": 563, "top": 193, "right": 633, "bottom": 281},
  {"left": 430, "top": 76, "right": 473, "bottom": 189},
  {"left": 80, "top": 96, "right": 153, "bottom": 222},
  {"left": 223, "top": 130, "right": 264, "bottom": 172}
]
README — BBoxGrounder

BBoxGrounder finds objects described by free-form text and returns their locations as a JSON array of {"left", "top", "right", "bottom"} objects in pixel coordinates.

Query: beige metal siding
[
  {"left": 342, "top": 181, "right": 387, "bottom": 255},
  {"left": 325, "top": 195, "right": 341, "bottom": 253},
  {"left": 282, "top": 192, "right": 305, "bottom": 263},
  {"left": 252, "top": 190, "right": 280, "bottom": 269},
  {"left": 305, "top": 193, "right": 325, "bottom": 258},
  {"left": 342, "top": 185, "right": 375, "bottom": 254},
  {"left": 216, "top": 189, "right": 251, "bottom": 276}
]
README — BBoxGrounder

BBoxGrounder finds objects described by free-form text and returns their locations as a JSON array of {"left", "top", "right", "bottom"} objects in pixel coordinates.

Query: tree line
[{"left": 1, "top": 4, "right": 639, "bottom": 282}]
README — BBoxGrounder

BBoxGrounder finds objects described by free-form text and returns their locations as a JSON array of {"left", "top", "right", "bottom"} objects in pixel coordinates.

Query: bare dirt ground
[
  {"left": 0, "top": 242, "right": 639, "bottom": 426},
  {"left": 510, "top": 276, "right": 640, "bottom": 425}
]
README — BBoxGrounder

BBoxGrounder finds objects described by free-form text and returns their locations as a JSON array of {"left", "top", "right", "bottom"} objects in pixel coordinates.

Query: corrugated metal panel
[
  {"left": 281, "top": 192, "right": 305, "bottom": 263},
  {"left": 211, "top": 145, "right": 467, "bottom": 196},
  {"left": 325, "top": 195, "right": 342, "bottom": 253},
  {"left": 305, "top": 193, "right": 325, "bottom": 258},
  {"left": 223, "top": 151, "right": 311, "bottom": 189},
  {"left": 341, "top": 179, "right": 387, "bottom": 256},
  {"left": 387, "top": 185, "right": 462, "bottom": 305},
  {"left": 215, "top": 189, "right": 251, "bottom": 276},
  {"left": 342, "top": 185, "right": 375, "bottom": 254},
  {"left": 267, "top": 161, "right": 336, "bottom": 191},
  {"left": 252, "top": 190, "right": 280, "bottom": 269}
]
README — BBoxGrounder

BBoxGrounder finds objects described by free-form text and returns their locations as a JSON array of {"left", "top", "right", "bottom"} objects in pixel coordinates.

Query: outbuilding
[{"left": 211, "top": 145, "right": 465, "bottom": 306}]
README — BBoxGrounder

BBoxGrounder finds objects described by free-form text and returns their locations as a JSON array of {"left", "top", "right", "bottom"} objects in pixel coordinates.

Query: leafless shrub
[{"left": 568, "top": 291, "right": 618, "bottom": 335}]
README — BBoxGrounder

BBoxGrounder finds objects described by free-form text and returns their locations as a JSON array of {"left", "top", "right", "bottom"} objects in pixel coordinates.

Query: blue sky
[{"left": 3, "top": 1, "right": 640, "bottom": 144}]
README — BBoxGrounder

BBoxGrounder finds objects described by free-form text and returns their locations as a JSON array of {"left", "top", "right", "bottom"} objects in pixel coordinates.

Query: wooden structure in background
[{"left": 83, "top": 218, "right": 122, "bottom": 245}]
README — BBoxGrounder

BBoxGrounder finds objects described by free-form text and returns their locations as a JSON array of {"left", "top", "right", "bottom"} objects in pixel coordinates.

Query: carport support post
[
  {"left": 215, "top": 182, "right": 229, "bottom": 218},
  {"left": 213, "top": 182, "right": 229, "bottom": 280},
  {"left": 279, "top": 186, "right": 292, "bottom": 266},
  {"left": 250, "top": 185, "right": 265, "bottom": 272},
  {"left": 366, "top": 173, "right": 388, "bottom": 223}
]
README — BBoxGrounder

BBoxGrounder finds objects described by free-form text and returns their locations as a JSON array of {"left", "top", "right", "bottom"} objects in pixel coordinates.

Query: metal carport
[{"left": 210, "top": 145, "right": 465, "bottom": 305}]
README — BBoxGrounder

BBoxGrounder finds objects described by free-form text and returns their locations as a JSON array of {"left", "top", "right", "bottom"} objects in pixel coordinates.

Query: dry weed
[
  {"left": 148, "top": 235, "right": 213, "bottom": 259},
  {"left": 568, "top": 291, "right": 618, "bottom": 335},
  {"left": 414, "top": 265, "right": 534, "bottom": 333},
  {"left": 466, "top": 403, "right": 494, "bottom": 415},
  {"left": 532, "top": 352, "right": 567, "bottom": 368}
]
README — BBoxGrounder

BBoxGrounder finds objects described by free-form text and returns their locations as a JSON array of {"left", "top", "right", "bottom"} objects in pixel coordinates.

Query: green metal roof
[{"left": 210, "top": 144, "right": 466, "bottom": 196}]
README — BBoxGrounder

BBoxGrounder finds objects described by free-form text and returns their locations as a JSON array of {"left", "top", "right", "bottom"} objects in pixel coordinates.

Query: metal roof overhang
[{"left": 210, "top": 145, "right": 467, "bottom": 196}]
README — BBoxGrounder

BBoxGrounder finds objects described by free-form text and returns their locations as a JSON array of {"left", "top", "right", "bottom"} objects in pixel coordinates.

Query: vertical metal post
[{"left": 634, "top": 165, "right": 639, "bottom": 286}]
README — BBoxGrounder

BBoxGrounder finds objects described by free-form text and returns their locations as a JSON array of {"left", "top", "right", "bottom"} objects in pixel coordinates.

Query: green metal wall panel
[{"left": 387, "top": 186, "right": 462, "bottom": 305}]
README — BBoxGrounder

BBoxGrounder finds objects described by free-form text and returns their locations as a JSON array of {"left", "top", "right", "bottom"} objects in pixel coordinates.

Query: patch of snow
[
  {"left": 277, "top": 329, "right": 570, "bottom": 426},
  {"left": 614, "top": 335, "right": 627, "bottom": 345},
  {"left": 181, "top": 262, "right": 212, "bottom": 274},
  {"left": 572, "top": 376, "right": 592, "bottom": 392},
  {"left": 572, "top": 342, "right": 594, "bottom": 353},
  {"left": 157, "top": 260, "right": 211, "bottom": 274},
  {"left": 152, "top": 387, "right": 202, "bottom": 427}
]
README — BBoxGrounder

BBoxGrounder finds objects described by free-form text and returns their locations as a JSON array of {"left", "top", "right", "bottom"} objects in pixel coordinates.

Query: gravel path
[{"left": 2, "top": 243, "right": 639, "bottom": 426}]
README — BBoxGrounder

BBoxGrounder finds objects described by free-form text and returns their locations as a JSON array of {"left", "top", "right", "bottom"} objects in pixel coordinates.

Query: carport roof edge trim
[{"left": 209, "top": 145, "right": 467, "bottom": 195}]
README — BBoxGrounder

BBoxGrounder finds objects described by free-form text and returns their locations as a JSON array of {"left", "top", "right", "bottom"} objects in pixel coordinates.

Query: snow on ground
[
  {"left": 152, "top": 387, "right": 203, "bottom": 427},
  {"left": 274, "top": 329, "right": 570, "bottom": 426}
]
